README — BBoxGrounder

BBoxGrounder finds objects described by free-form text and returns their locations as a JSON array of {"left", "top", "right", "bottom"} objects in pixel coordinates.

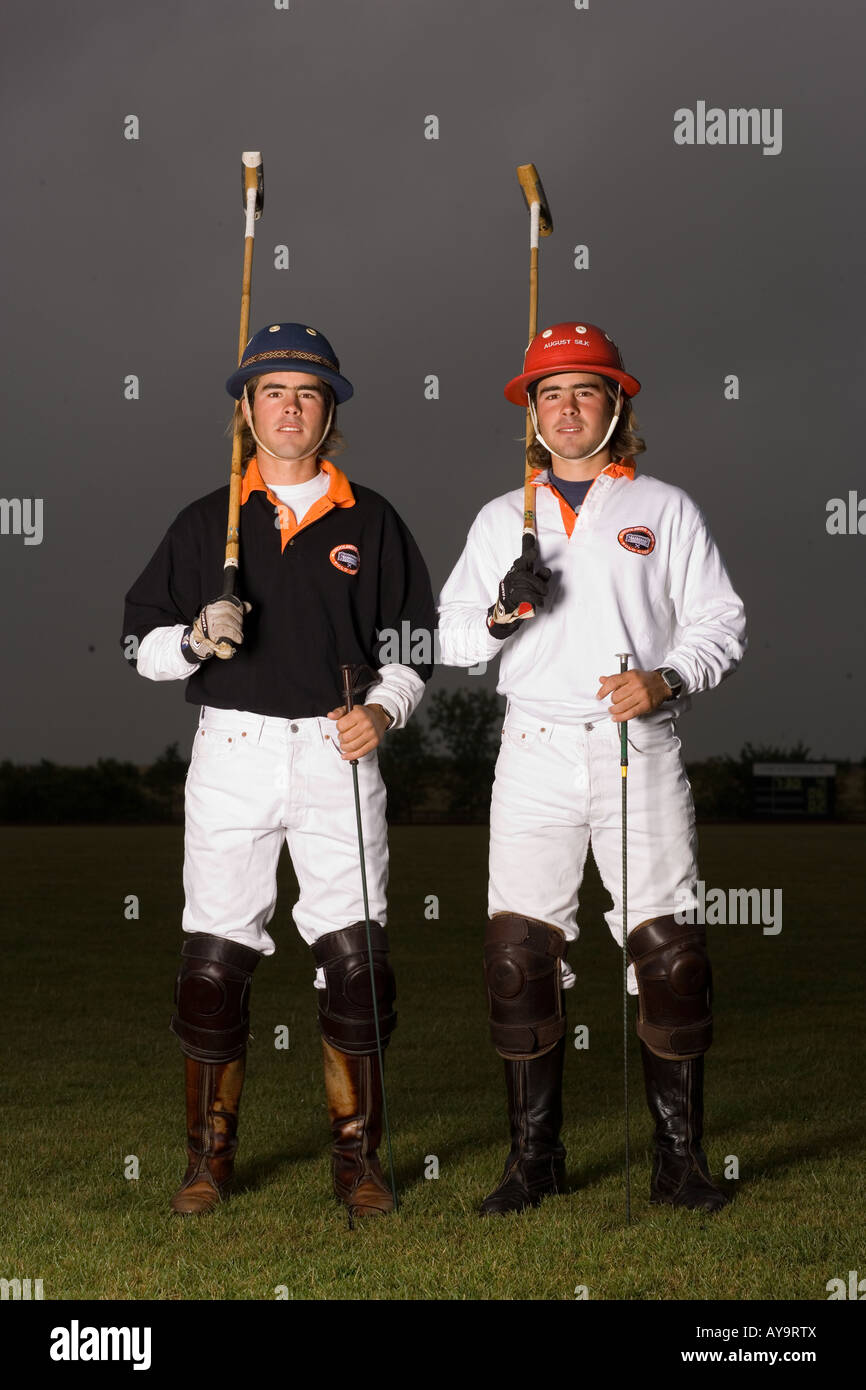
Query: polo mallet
[
  {"left": 340, "top": 664, "right": 399, "bottom": 1217},
  {"left": 616, "top": 651, "right": 633, "bottom": 1225},
  {"left": 216, "top": 151, "right": 264, "bottom": 656},
  {"left": 516, "top": 163, "right": 553, "bottom": 593}
]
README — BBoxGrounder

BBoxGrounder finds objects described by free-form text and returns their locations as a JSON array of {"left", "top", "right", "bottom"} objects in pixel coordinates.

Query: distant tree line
[
  {"left": 0, "top": 744, "right": 189, "bottom": 825},
  {"left": 0, "top": 702, "right": 861, "bottom": 824}
]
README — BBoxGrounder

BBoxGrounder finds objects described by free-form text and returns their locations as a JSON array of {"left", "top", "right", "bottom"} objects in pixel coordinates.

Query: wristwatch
[
  {"left": 655, "top": 666, "right": 684, "bottom": 700},
  {"left": 367, "top": 703, "right": 394, "bottom": 730}
]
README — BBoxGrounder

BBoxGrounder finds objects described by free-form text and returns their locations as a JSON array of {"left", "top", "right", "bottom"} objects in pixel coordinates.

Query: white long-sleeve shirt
[{"left": 437, "top": 461, "right": 746, "bottom": 724}]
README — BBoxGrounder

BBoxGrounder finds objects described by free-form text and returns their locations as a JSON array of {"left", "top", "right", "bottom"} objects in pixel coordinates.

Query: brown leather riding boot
[
  {"left": 639, "top": 1042, "right": 729, "bottom": 1214},
  {"left": 321, "top": 1038, "right": 394, "bottom": 1220},
  {"left": 480, "top": 1037, "right": 567, "bottom": 1215},
  {"left": 170, "top": 1053, "right": 247, "bottom": 1216}
]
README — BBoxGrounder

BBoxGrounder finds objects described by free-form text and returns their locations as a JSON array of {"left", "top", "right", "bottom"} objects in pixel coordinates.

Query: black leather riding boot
[
  {"left": 639, "top": 1041, "right": 729, "bottom": 1213},
  {"left": 480, "top": 1037, "right": 566, "bottom": 1215}
]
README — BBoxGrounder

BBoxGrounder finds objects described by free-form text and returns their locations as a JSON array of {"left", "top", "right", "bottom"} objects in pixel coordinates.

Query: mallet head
[{"left": 516, "top": 163, "right": 553, "bottom": 235}]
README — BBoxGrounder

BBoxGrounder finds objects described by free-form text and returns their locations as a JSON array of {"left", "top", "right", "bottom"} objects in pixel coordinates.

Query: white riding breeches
[
  {"left": 182, "top": 706, "right": 388, "bottom": 968},
  {"left": 488, "top": 705, "right": 699, "bottom": 993}
]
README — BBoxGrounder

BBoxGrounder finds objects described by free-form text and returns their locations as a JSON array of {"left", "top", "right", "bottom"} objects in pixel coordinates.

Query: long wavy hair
[
  {"left": 526, "top": 374, "right": 645, "bottom": 470},
  {"left": 229, "top": 373, "right": 346, "bottom": 464}
]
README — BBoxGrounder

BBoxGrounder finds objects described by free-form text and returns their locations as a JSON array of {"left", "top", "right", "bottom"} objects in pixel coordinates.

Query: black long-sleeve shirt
[{"left": 122, "top": 459, "right": 436, "bottom": 719}]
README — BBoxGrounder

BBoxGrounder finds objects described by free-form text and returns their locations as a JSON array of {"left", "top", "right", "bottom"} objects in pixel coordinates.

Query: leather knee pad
[
  {"left": 312, "top": 922, "right": 397, "bottom": 1057},
  {"left": 484, "top": 913, "right": 567, "bottom": 1060},
  {"left": 170, "top": 934, "right": 261, "bottom": 1063},
  {"left": 627, "top": 913, "right": 712, "bottom": 1059}
]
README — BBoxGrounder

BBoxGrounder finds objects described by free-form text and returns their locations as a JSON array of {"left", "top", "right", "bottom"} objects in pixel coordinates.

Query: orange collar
[
  {"left": 531, "top": 458, "right": 635, "bottom": 538},
  {"left": 530, "top": 457, "right": 636, "bottom": 488},
  {"left": 241, "top": 456, "right": 355, "bottom": 551},
  {"left": 241, "top": 455, "right": 354, "bottom": 506}
]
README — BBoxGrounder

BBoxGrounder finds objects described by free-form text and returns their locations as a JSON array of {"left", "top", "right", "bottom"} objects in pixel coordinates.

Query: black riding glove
[{"left": 486, "top": 540, "right": 551, "bottom": 639}]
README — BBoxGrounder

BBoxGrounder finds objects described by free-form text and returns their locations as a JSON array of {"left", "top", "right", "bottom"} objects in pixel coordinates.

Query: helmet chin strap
[
  {"left": 529, "top": 385, "right": 622, "bottom": 463},
  {"left": 242, "top": 383, "right": 335, "bottom": 464}
]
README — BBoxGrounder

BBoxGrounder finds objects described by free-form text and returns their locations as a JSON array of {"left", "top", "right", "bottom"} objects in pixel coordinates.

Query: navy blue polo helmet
[{"left": 226, "top": 322, "right": 354, "bottom": 402}]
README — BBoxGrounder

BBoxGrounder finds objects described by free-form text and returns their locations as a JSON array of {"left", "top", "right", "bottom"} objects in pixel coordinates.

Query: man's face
[
  {"left": 243, "top": 371, "right": 329, "bottom": 461},
  {"left": 533, "top": 372, "right": 614, "bottom": 459}
]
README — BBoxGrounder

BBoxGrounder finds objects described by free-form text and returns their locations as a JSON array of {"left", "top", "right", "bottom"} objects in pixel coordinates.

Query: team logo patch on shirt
[
  {"left": 330, "top": 543, "right": 361, "bottom": 575},
  {"left": 618, "top": 526, "right": 656, "bottom": 555}
]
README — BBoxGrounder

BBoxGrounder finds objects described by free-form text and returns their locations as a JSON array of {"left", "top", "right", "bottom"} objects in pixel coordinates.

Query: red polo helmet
[{"left": 504, "top": 321, "right": 641, "bottom": 405}]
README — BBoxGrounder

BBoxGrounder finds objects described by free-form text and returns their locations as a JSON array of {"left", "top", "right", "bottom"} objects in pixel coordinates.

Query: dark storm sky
[{"left": 1, "top": 0, "right": 864, "bottom": 764}]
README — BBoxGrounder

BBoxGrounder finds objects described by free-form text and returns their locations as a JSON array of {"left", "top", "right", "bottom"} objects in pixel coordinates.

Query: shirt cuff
[
  {"left": 437, "top": 611, "right": 506, "bottom": 666},
  {"left": 364, "top": 663, "right": 426, "bottom": 731},
  {"left": 136, "top": 624, "right": 198, "bottom": 680}
]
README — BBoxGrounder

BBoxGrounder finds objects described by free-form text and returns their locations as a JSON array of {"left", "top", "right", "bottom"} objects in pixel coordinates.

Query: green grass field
[{"left": 1, "top": 824, "right": 864, "bottom": 1301}]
